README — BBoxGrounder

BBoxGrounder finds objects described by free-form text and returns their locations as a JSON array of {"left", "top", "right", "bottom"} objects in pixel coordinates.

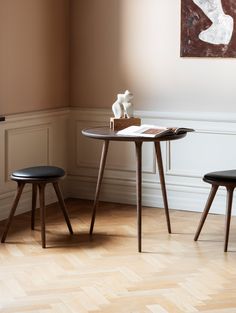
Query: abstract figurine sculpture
[
  {"left": 112, "top": 90, "right": 134, "bottom": 118},
  {"left": 110, "top": 90, "right": 141, "bottom": 131}
]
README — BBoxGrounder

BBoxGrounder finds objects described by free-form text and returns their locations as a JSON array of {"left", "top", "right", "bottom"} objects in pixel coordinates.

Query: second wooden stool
[{"left": 194, "top": 169, "right": 236, "bottom": 252}]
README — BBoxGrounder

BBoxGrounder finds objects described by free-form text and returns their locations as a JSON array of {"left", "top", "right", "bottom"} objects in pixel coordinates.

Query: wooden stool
[
  {"left": 1, "top": 166, "right": 73, "bottom": 248},
  {"left": 194, "top": 170, "right": 236, "bottom": 252}
]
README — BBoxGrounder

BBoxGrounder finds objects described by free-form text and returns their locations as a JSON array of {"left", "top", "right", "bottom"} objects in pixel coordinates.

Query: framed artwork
[{"left": 181, "top": 0, "right": 236, "bottom": 57}]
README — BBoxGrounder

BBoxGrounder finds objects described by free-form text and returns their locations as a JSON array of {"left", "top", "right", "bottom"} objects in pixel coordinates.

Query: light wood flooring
[{"left": 0, "top": 199, "right": 236, "bottom": 313}]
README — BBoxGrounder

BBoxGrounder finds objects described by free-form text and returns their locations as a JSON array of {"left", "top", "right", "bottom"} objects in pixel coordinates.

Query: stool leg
[
  {"left": 31, "top": 184, "right": 37, "bottom": 230},
  {"left": 194, "top": 185, "right": 218, "bottom": 241},
  {"left": 224, "top": 187, "right": 234, "bottom": 252},
  {"left": 1, "top": 182, "right": 25, "bottom": 243},
  {"left": 53, "top": 182, "right": 73, "bottom": 234},
  {"left": 38, "top": 183, "right": 46, "bottom": 248}
]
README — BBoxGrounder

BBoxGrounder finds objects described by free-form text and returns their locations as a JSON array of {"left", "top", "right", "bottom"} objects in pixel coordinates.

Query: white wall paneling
[
  {"left": 0, "top": 109, "right": 69, "bottom": 220},
  {"left": 1, "top": 107, "right": 236, "bottom": 221},
  {"left": 67, "top": 108, "right": 236, "bottom": 216},
  {"left": 5, "top": 124, "right": 52, "bottom": 182}
]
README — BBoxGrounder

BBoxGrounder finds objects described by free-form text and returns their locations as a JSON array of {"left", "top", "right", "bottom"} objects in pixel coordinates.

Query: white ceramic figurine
[{"left": 112, "top": 90, "right": 134, "bottom": 118}]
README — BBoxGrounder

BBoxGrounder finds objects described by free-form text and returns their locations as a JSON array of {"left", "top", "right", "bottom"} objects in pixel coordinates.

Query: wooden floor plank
[{"left": 0, "top": 199, "right": 236, "bottom": 313}]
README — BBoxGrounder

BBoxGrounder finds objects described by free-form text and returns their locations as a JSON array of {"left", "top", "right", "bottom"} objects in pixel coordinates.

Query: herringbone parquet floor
[{"left": 0, "top": 199, "right": 236, "bottom": 313}]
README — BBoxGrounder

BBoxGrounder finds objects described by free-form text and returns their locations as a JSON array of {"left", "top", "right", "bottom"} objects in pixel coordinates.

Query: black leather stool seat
[
  {"left": 1, "top": 165, "right": 73, "bottom": 248},
  {"left": 12, "top": 166, "right": 65, "bottom": 180},
  {"left": 204, "top": 170, "right": 236, "bottom": 183}
]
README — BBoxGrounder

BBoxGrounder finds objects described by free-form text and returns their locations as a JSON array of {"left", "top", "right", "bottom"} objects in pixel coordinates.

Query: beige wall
[
  {"left": 1, "top": 0, "right": 236, "bottom": 115},
  {"left": 0, "top": 0, "right": 70, "bottom": 115},
  {"left": 70, "top": 0, "right": 122, "bottom": 109},
  {"left": 71, "top": 0, "right": 236, "bottom": 112}
]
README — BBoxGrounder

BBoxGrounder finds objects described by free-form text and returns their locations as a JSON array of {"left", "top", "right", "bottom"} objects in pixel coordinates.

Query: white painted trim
[
  {"left": 66, "top": 175, "right": 230, "bottom": 216},
  {"left": 1, "top": 107, "right": 236, "bottom": 223},
  {"left": 69, "top": 107, "right": 236, "bottom": 216},
  {"left": 136, "top": 110, "right": 236, "bottom": 123},
  {"left": 4, "top": 107, "right": 70, "bottom": 123},
  {"left": 0, "top": 108, "right": 69, "bottom": 221},
  {"left": 72, "top": 107, "right": 236, "bottom": 123}
]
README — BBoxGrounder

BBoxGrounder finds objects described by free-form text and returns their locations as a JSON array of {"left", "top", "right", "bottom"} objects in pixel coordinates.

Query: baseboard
[
  {"left": 66, "top": 175, "right": 230, "bottom": 215},
  {"left": 0, "top": 186, "right": 58, "bottom": 221}
]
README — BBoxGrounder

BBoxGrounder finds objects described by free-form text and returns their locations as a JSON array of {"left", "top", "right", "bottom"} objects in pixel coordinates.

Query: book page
[
  {"left": 117, "top": 125, "right": 194, "bottom": 137},
  {"left": 117, "top": 125, "right": 168, "bottom": 137},
  {"left": 142, "top": 128, "right": 169, "bottom": 135}
]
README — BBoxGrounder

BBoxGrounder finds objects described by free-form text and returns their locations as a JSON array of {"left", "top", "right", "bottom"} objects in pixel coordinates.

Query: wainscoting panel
[
  {"left": 167, "top": 130, "right": 236, "bottom": 178},
  {"left": 0, "top": 109, "right": 69, "bottom": 220},
  {"left": 1, "top": 108, "right": 236, "bottom": 221},
  {"left": 5, "top": 124, "right": 52, "bottom": 182},
  {"left": 67, "top": 108, "right": 236, "bottom": 216}
]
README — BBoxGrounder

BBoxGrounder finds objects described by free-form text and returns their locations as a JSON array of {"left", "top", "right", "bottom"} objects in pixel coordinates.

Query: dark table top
[{"left": 82, "top": 126, "right": 187, "bottom": 142}]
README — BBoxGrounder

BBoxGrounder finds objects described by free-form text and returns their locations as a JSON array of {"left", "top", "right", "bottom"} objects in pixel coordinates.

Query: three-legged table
[{"left": 82, "top": 126, "right": 186, "bottom": 252}]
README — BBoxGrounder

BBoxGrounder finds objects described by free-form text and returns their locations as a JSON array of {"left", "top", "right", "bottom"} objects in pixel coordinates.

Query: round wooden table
[{"left": 82, "top": 126, "right": 186, "bottom": 252}]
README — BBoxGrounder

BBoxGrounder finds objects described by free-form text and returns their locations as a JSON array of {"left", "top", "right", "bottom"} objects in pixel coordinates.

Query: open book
[{"left": 117, "top": 124, "right": 194, "bottom": 137}]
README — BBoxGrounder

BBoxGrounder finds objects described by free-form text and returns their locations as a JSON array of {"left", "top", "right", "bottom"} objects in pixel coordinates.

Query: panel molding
[
  {"left": 5, "top": 123, "right": 52, "bottom": 182},
  {"left": 1, "top": 107, "right": 236, "bottom": 222},
  {"left": 0, "top": 108, "right": 69, "bottom": 220},
  {"left": 68, "top": 108, "right": 236, "bottom": 216}
]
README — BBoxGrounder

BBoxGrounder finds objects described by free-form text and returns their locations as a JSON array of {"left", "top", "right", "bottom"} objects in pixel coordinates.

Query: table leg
[
  {"left": 154, "top": 142, "right": 171, "bottom": 233},
  {"left": 90, "top": 140, "right": 109, "bottom": 235},
  {"left": 135, "top": 141, "right": 143, "bottom": 252}
]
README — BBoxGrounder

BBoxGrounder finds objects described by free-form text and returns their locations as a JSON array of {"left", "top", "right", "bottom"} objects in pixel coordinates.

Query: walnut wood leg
[
  {"left": 1, "top": 182, "right": 25, "bottom": 243},
  {"left": 31, "top": 184, "right": 37, "bottom": 230},
  {"left": 90, "top": 140, "right": 109, "bottom": 235},
  {"left": 53, "top": 182, "right": 73, "bottom": 234},
  {"left": 38, "top": 183, "right": 46, "bottom": 248},
  {"left": 194, "top": 185, "right": 218, "bottom": 241},
  {"left": 154, "top": 142, "right": 171, "bottom": 233},
  {"left": 224, "top": 187, "right": 234, "bottom": 252},
  {"left": 135, "top": 141, "right": 143, "bottom": 252}
]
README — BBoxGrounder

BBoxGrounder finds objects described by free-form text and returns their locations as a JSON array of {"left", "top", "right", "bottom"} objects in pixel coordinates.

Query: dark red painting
[{"left": 181, "top": 0, "right": 236, "bottom": 57}]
